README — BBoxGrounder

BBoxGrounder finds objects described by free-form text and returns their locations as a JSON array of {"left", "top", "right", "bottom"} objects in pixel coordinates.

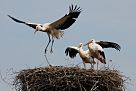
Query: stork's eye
[{"left": 40, "top": 25, "right": 43, "bottom": 27}]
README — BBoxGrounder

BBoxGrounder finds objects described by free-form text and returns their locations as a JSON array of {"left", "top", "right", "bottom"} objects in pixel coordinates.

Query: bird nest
[{"left": 13, "top": 66, "right": 126, "bottom": 91}]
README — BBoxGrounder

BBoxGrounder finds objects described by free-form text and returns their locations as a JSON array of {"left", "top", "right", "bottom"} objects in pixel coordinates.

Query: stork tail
[{"left": 52, "top": 30, "right": 64, "bottom": 39}]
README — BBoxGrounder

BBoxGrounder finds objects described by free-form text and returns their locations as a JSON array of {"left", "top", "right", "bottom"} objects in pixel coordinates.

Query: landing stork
[
  {"left": 65, "top": 43, "right": 96, "bottom": 68},
  {"left": 8, "top": 4, "right": 81, "bottom": 54},
  {"left": 84, "top": 39, "right": 121, "bottom": 65}
]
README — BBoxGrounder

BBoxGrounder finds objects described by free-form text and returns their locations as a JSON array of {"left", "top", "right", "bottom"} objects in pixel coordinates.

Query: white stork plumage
[
  {"left": 65, "top": 43, "right": 96, "bottom": 68},
  {"left": 8, "top": 5, "right": 81, "bottom": 54},
  {"left": 84, "top": 39, "right": 121, "bottom": 64}
]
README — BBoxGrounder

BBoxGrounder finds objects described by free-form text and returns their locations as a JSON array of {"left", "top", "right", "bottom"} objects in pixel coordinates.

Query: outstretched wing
[
  {"left": 8, "top": 15, "right": 38, "bottom": 29},
  {"left": 50, "top": 4, "right": 82, "bottom": 30},
  {"left": 96, "top": 41, "right": 121, "bottom": 51},
  {"left": 65, "top": 46, "right": 79, "bottom": 58}
]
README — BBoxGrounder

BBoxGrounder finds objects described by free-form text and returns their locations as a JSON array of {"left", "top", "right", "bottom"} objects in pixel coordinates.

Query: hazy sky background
[{"left": 0, "top": 0, "right": 136, "bottom": 90}]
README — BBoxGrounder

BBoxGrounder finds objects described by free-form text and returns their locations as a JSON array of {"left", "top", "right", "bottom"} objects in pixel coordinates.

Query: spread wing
[
  {"left": 8, "top": 15, "right": 38, "bottom": 29},
  {"left": 50, "top": 4, "right": 81, "bottom": 30},
  {"left": 96, "top": 41, "right": 121, "bottom": 51},
  {"left": 65, "top": 46, "right": 79, "bottom": 58}
]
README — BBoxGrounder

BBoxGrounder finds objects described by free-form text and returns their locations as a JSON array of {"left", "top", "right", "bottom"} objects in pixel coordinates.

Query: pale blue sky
[{"left": 0, "top": 0, "right": 136, "bottom": 90}]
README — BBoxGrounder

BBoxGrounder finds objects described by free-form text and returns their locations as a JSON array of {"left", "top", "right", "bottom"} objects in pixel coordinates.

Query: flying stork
[
  {"left": 8, "top": 5, "right": 82, "bottom": 54},
  {"left": 84, "top": 39, "right": 121, "bottom": 65},
  {"left": 65, "top": 43, "right": 96, "bottom": 68}
]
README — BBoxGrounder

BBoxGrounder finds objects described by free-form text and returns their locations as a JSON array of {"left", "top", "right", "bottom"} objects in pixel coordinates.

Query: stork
[
  {"left": 84, "top": 39, "right": 121, "bottom": 66},
  {"left": 65, "top": 43, "right": 96, "bottom": 68},
  {"left": 8, "top": 4, "right": 81, "bottom": 54}
]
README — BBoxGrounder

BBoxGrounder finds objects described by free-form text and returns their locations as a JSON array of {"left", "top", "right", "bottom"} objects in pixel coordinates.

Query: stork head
[
  {"left": 78, "top": 43, "right": 83, "bottom": 48},
  {"left": 90, "top": 39, "right": 95, "bottom": 43},
  {"left": 84, "top": 39, "right": 95, "bottom": 46},
  {"left": 35, "top": 24, "right": 43, "bottom": 34}
]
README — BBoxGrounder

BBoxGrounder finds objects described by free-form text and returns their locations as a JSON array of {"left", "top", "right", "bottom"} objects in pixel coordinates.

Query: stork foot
[
  {"left": 50, "top": 49, "right": 53, "bottom": 53},
  {"left": 91, "top": 64, "right": 94, "bottom": 69},
  {"left": 49, "top": 64, "right": 52, "bottom": 68}
]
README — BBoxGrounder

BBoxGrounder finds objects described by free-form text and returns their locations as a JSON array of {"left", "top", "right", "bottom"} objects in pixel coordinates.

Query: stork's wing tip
[
  {"left": 69, "top": 4, "right": 82, "bottom": 12},
  {"left": 115, "top": 43, "right": 121, "bottom": 51},
  {"left": 7, "top": 14, "right": 11, "bottom": 17},
  {"left": 65, "top": 48, "right": 68, "bottom": 56},
  {"left": 7, "top": 14, "right": 14, "bottom": 19},
  {"left": 118, "top": 47, "right": 121, "bottom": 51}
]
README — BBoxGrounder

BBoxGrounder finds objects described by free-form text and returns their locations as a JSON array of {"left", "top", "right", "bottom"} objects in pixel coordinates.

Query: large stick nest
[{"left": 13, "top": 66, "right": 125, "bottom": 91}]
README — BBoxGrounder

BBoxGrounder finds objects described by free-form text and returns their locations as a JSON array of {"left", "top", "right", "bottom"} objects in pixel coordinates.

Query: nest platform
[{"left": 13, "top": 66, "right": 125, "bottom": 91}]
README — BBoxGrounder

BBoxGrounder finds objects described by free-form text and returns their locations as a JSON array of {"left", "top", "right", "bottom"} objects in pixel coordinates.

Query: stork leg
[
  {"left": 50, "top": 36, "right": 54, "bottom": 53},
  {"left": 44, "top": 54, "right": 52, "bottom": 67},
  {"left": 83, "top": 62, "right": 86, "bottom": 69},
  {"left": 97, "top": 60, "right": 99, "bottom": 70},
  {"left": 45, "top": 33, "right": 51, "bottom": 54},
  {"left": 91, "top": 56, "right": 94, "bottom": 69}
]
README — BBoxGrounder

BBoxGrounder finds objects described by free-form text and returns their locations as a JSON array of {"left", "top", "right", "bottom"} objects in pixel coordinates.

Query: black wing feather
[
  {"left": 50, "top": 4, "right": 81, "bottom": 30},
  {"left": 8, "top": 15, "right": 37, "bottom": 29},
  {"left": 8, "top": 15, "right": 26, "bottom": 23},
  {"left": 65, "top": 47, "right": 79, "bottom": 58},
  {"left": 74, "top": 5, "right": 77, "bottom": 11},
  {"left": 96, "top": 41, "right": 121, "bottom": 51},
  {"left": 99, "top": 51, "right": 106, "bottom": 64},
  {"left": 69, "top": 5, "right": 81, "bottom": 18}
]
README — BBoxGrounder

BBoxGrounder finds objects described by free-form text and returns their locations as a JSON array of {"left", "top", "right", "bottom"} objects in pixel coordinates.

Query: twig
[
  {"left": 77, "top": 77, "right": 83, "bottom": 91},
  {"left": 90, "top": 81, "right": 99, "bottom": 91},
  {"left": 0, "top": 70, "right": 13, "bottom": 85}
]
